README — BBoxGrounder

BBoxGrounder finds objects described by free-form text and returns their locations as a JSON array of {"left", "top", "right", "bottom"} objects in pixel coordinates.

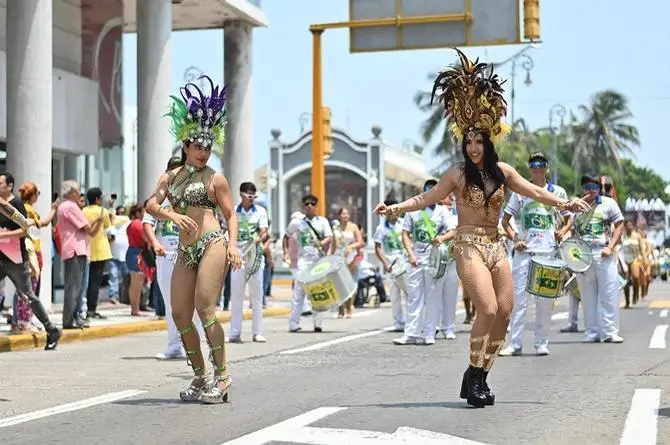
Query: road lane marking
[
  {"left": 660, "top": 309, "right": 668, "bottom": 318},
  {"left": 648, "top": 325, "right": 668, "bottom": 349},
  {"left": 0, "top": 390, "right": 146, "bottom": 429},
  {"left": 619, "top": 389, "right": 661, "bottom": 445},
  {"left": 551, "top": 311, "right": 568, "bottom": 321},
  {"left": 280, "top": 330, "right": 385, "bottom": 354}
]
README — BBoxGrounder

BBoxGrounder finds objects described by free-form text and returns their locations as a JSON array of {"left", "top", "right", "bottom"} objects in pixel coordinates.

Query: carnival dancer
[
  {"left": 639, "top": 229, "right": 655, "bottom": 298},
  {"left": 620, "top": 220, "right": 644, "bottom": 308},
  {"left": 395, "top": 179, "right": 450, "bottom": 345},
  {"left": 146, "top": 75, "right": 243, "bottom": 404},
  {"left": 499, "top": 152, "right": 570, "bottom": 356},
  {"left": 228, "top": 181, "right": 269, "bottom": 343},
  {"left": 143, "top": 156, "right": 205, "bottom": 360},
  {"left": 373, "top": 199, "right": 408, "bottom": 332},
  {"left": 429, "top": 195, "right": 460, "bottom": 339},
  {"left": 286, "top": 194, "right": 333, "bottom": 332},
  {"left": 374, "top": 49, "right": 589, "bottom": 407},
  {"left": 572, "top": 174, "right": 625, "bottom": 343}
]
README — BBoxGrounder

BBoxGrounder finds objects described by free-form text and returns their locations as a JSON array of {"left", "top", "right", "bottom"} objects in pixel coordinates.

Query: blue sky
[{"left": 122, "top": 0, "right": 670, "bottom": 180}]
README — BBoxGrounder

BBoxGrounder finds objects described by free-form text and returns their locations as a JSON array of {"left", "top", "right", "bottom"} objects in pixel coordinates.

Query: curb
[{"left": 0, "top": 307, "right": 291, "bottom": 353}]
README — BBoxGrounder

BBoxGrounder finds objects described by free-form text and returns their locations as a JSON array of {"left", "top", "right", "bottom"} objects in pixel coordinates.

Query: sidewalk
[{"left": 0, "top": 286, "right": 294, "bottom": 353}]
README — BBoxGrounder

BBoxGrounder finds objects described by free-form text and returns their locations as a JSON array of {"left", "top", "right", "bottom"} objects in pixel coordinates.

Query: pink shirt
[{"left": 57, "top": 200, "right": 90, "bottom": 260}]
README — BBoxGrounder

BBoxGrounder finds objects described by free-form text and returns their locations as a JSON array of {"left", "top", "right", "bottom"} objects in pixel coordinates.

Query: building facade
[
  {"left": 263, "top": 125, "right": 434, "bottom": 243},
  {"left": 0, "top": 0, "right": 266, "bottom": 301}
]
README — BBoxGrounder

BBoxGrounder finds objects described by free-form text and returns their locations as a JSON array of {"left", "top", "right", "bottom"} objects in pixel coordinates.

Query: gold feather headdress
[{"left": 430, "top": 48, "right": 511, "bottom": 145}]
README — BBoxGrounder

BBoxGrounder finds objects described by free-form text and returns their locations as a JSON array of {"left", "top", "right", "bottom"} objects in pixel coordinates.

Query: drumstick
[{"left": 0, "top": 197, "right": 40, "bottom": 240}]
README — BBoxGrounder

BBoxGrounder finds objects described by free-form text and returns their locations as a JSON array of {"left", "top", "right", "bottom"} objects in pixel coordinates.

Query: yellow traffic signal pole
[{"left": 311, "top": 29, "right": 326, "bottom": 217}]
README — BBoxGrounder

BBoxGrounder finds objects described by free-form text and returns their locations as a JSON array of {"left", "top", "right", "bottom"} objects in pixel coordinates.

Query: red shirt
[{"left": 126, "top": 219, "right": 144, "bottom": 248}]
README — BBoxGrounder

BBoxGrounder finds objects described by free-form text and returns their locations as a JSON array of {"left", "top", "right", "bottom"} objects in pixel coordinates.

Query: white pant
[
  {"left": 289, "top": 260, "right": 324, "bottom": 330},
  {"left": 291, "top": 268, "right": 312, "bottom": 313},
  {"left": 424, "top": 261, "right": 459, "bottom": 335},
  {"left": 508, "top": 252, "right": 556, "bottom": 349},
  {"left": 404, "top": 260, "right": 438, "bottom": 339},
  {"left": 229, "top": 262, "right": 265, "bottom": 338},
  {"left": 156, "top": 255, "right": 203, "bottom": 353},
  {"left": 576, "top": 253, "right": 620, "bottom": 339},
  {"left": 388, "top": 277, "right": 407, "bottom": 329},
  {"left": 567, "top": 292, "right": 581, "bottom": 328}
]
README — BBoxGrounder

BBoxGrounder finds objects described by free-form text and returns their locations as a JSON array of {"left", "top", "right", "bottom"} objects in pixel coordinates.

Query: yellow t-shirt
[
  {"left": 24, "top": 203, "right": 41, "bottom": 252},
  {"left": 82, "top": 205, "right": 112, "bottom": 262}
]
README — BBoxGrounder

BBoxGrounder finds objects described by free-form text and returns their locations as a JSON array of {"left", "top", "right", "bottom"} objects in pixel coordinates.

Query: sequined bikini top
[
  {"left": 166, "top": 165, "right": 218, "bottom": 215},
  {"left": 458, "top": 182, "right": 506, "bottom": 226}
]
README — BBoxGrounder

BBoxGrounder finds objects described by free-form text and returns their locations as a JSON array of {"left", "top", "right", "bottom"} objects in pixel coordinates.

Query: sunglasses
[
  {"left": 583, "top": 183, "right": 600, "bottom": 191},
  {"left": 528, "top": 161, "right": 548, "bottom": 168},
  {"left": 303, "top": 201, "right": 316, "bottom": 207}
]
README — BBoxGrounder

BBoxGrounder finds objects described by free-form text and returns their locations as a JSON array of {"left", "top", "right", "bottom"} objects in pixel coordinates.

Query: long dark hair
[{"left": 461, "top": 133, "right": 506, "bottom": 201}]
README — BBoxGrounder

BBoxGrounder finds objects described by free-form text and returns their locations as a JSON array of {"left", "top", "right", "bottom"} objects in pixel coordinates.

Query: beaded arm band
[{"left": 556, "top": 200, "right": 569, "bottom": 212}]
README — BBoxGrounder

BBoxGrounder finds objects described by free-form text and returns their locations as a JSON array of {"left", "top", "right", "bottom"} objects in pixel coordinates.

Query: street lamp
[
  {"left": 299, "top": 112, "right": 310, "bottom": 134},
  {"left": 549, "top": 104, "right": 566, "bottom": 184},
  {"left": 183, "top": 66, "right": 205, "bottom": 91},
  {"left": 492, "top": 45, "right": 536, "bottom": 128}
]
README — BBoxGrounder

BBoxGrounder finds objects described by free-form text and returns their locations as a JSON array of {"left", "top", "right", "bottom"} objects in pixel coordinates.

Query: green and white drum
[
  {"left": 526, "top": 256, "right": 567, "bottom": 299},
  {"left": 559, "top": 237, "right": 593, "bottom": 273},
  {"left": 427, "top": 243, "right": 450, "bottom": 280},
  {"left": 297, "top": 255, "right": 356, "bottom": 312},
  {"left": 243, "top": 242, "right": 265, "bottom": 282}
]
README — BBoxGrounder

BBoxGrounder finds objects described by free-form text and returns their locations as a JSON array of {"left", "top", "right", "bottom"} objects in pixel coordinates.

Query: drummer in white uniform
[
  {"left": 572, "top": 174, "right": 625, "bottom": 343},
  {"left": 395, "top": 179, "right": 449, "bottom": 345},
  {"left": 499, "top": 152, "right": 570, "bottom": 356},
  {"left": 285, "top": 194, "right": 333, "bottom": 333},
  {"left": 428, "top": 195, "right": 459, "bottom": 340},
  {"left": 228, "top": 182, "right": 268, "bottom": 343},
  {"left": 373, "top": 199, "right": 408, "bottom": 332}
]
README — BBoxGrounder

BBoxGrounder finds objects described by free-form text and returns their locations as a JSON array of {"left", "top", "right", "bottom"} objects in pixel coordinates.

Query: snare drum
[
  {"left": 526, "top": 256, "right": 567, "bottom": 299},
  {"left": 427, "top": 243, "right": 450, "bottom": 280},
  {"left": 559, "top": 237, "right": 593, "bottom": 273},
  {"left": 297, "top": 255, "right": 356, "bottom": 312}
]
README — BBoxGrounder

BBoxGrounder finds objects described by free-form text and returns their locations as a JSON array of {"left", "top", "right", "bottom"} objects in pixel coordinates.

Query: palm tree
[{"left": 571, "top": 90, "right": 640, "bottom": 172}]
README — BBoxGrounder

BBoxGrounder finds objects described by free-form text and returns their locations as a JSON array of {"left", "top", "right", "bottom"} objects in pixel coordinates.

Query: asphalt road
[{"left": 1, "top": 283, "right": 669, "bottom": 445}]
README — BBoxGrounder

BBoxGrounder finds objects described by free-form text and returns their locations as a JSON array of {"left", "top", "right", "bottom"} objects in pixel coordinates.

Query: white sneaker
[
  {"left": 423, "top": 337, "right": 436, "bottom": 345},
  {"left": 253, "top": 334, "right": 267, "bottom": 343},
  {"left": 393, "top": 335, "right": 418, "bottom": 345},
  {"left": 498, "top": 345, "right": 522, "bottom": 356},
  {"left": 603, "top": 334, "right": 623, "bottom": 343},
  {"left": 535, "top": 344, "right": 550, "bottom": 356},
  {"left": 155, "top": 350, "right": 186, "bottom": 360},
  {"left": 445, "top": 331, "right": 456, "bottom": 340}
]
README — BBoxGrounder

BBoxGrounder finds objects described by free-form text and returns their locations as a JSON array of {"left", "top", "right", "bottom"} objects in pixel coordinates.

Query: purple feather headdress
[{"left": 165, "top": 75, "right": 227, "bottom": 148}]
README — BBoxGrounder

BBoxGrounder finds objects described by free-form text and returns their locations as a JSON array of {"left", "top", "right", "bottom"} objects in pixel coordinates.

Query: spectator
[
  {"left": 125, "top": 204, "right": 145, "bottom": 316},
  {"left": 56, "top": 180, "right": 103, "bottom": 329},
  {"left": 82, "top": 187, "right": 112, "bottom": 319}
]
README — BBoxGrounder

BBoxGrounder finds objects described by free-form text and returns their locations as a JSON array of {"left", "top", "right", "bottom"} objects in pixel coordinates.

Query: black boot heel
[
  {"left": 463, "top": 366, "right": 487, "bottom": 408},
  {"left": 483, "top": 371, "right": 495, "bottom": 406},
  {"left": 460, "top": 368, "right": 469, "bottom": 399}
]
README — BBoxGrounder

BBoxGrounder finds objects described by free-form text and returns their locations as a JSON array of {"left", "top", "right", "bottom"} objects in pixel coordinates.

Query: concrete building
[
  {"left": 260, "top": 125, "right": 434, "bottom": 242},
  {"left": 0, "top": 0, "right": 267, "bottom": 303}
]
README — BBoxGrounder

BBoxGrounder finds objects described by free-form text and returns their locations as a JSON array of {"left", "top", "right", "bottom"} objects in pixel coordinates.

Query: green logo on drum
[{"left": 311, "top": 262, "right": 331, "bottom": 276}]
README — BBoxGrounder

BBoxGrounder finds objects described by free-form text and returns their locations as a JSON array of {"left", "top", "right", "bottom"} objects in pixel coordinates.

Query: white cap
[{"left": 290, "top": 211, "right": 304, "bottom": 221}]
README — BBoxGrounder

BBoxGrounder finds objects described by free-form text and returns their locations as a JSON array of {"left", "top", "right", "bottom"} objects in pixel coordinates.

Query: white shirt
[
  {"left": 285, "top": 215, "right": 333, "bottom": 260},
  {"left": 142, "top": 200, "right": 180, "bottom": 253},
  {"left": 105, "top": 221, "right": 130, "bottom": 261},
  {"left": 234, "top": 203, "right": 269, "bottom": 250},
  {"left": 402, "top": 205, "right": 450, "bottom": 258},
  {"left": 574, "top": 195, "right": 624, "bottom": 251},
  {"left": 373, "top": 219, "right": 405, "bottom": 260},
  {"left": 504, "top": 182, "right": 568, "bottom": 254}
]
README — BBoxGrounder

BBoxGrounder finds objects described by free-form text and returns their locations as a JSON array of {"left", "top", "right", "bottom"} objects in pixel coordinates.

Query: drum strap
[
  {"left": 420, "top": 209, "right": 437, "bottom": 239},
  {"left": 303, "top": 217, "right": 324, "bottom": 241}
]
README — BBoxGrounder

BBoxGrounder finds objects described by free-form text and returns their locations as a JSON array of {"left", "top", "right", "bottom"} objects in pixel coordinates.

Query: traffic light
[
  {"left": 523, "top": 0, "right": 540, "bottom": 41},
  {"left": 322, "top": 106, "right": 333, "bottom": 158}
]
